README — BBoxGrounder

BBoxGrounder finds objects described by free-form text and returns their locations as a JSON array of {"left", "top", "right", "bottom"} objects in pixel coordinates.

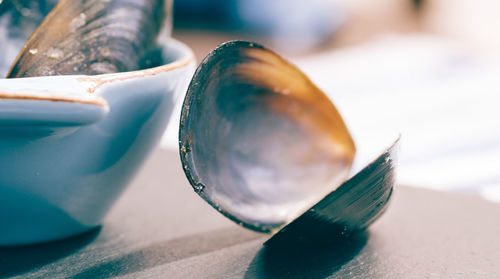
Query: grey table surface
[{"left": 1, "top": 148, "right": 500, "bottom": 278}]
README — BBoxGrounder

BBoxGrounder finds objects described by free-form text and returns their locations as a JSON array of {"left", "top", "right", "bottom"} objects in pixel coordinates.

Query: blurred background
[{"left": 166, "top": 0, "right": 500, "bottom": 202}]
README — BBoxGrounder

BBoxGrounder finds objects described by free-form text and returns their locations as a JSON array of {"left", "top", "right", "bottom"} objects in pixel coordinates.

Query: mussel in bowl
[
  {"left": 0, "top": 0, "right": 196, "bottom": 245},
  {"left": 7, "top": 0, "right": 172, "bottom": 77},
  {"left": 179, "top": 41, "right": 398, "bottom": 236}
]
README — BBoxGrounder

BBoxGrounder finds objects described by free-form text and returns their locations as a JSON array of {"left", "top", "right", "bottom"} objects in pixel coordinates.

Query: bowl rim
[{"left": 0, "top": 38, "right": 195, "bottom": 106}]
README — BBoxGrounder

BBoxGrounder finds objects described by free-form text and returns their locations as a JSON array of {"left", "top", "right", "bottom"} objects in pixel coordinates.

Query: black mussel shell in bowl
[
  {"left": 7, "top": 0, "right": 171, "bottom": 78},
  {"left": 179, "top": 41, "right": 398, "bottom": 238}
]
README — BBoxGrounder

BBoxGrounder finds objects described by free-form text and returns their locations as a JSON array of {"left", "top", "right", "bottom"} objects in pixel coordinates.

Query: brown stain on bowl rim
[
  {"left": 0, "top": 53, "right": 195, "bottom": 106},
  {"left": 0, "top": 93, "right": 107, "bottom": 106},
  {"left": 76, "top": 55, "right": 195, "bottom": 94}
]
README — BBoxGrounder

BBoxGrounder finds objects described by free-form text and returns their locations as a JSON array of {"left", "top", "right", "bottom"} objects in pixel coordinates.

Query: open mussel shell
[{"left": 179, "top": 41, "right": 398, "bottom": 235}]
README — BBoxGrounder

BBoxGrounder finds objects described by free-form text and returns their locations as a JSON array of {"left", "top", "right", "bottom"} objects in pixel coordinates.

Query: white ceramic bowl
[{"left": 0, "top": 39, "right": 195, "bottom": 245}]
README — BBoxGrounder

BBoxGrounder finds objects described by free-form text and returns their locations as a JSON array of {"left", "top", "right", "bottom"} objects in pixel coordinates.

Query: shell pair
[{"left": 180, "top": 41, "right": 398, "bottom": 240}]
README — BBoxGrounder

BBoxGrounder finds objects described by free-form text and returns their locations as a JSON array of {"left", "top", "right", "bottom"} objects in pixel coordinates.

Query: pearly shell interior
[{"left": 179, "top": 41, "right": 357, "bottom": 232}]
